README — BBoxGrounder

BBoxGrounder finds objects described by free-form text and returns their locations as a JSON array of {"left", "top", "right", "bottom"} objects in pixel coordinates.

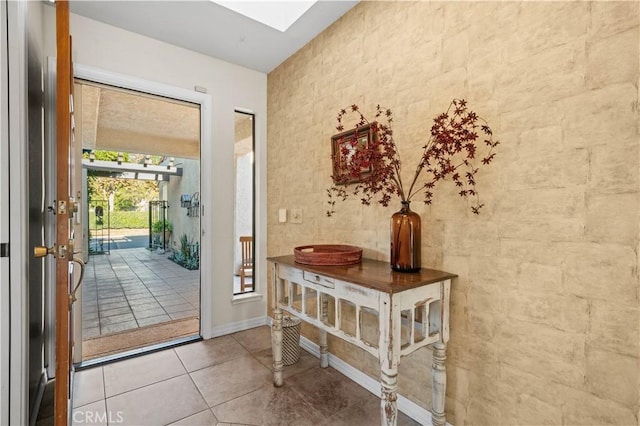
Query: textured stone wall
[{"left": 267, "top": 2, "right": 639, "bottom": 424}]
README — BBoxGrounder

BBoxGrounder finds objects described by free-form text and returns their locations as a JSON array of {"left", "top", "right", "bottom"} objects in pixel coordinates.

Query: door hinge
[{"left": 0, "top": 243, "right": 8, "bottom": 258}]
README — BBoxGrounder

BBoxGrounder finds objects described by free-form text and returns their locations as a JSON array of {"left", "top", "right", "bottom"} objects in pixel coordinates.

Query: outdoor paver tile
[
  {"left": 100, "top": 321, "right": 137, "bottom": 335},
  {"left": 100, "top": 314, "right": 135, "bottom": 326},
  {"left": 133, "top": 308, "right": 167, "bottom": 319},
  {"left": 151, "top": 289, "right": 184, "bottom": 302},
  {"left": 98, "top": 303, "right": 128, "bottom": 314},
  {"left": 164, "top": 303, "right": 193, "bottom": 314},
  {"left": 82, "top": 320, "right": 100, "bottom": 330},
  {"left": 82, "top": 327, "right": 100, "bottom": 339},
  {"left": 156, "top": 296, "right": 188, "bottom": 307},
  {"left": 169, "top": 310, "right": 198, "bottom": 321},
  {"left": 121, "top": 286, "right": 147, "bottom": 293},
  {"left": 98, "top": 295, "right": 125, "bottom": 303},
  {"left": 122, "top": 287, "right": 148, "bottom": 294},
  {"left": 151, "top": 290, "right": 179, "bottom": 298},
  {"left": 127, "top": 297, "right": 157, "bottom": 306},
  {"left": 99, "top": 307, "right": 131, "bottom": 318},
  {"left": 83, "top": 311, "right": 99, "bottom": 321},
  {"left": 136, "top": 315, "right": 171, "bottom": 327}
]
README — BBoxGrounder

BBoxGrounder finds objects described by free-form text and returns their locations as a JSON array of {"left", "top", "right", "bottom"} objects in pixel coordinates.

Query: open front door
[
  {"left": 54, "top": 2, "right": 77, "bottom": 423},
  {"left": 34, "top": 2, "right": 80, "bottom": 424},
  {"left": 55, "top": 2, "right": 75, "bottom": 423}
]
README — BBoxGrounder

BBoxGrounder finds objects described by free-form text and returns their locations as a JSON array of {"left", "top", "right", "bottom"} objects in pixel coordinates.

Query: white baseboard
[
  {"left": 210, "top": 316, "right": 268, "bottom": 338},
  {"left": 299, "top": 336, "right": 450, "bottom": 426}
]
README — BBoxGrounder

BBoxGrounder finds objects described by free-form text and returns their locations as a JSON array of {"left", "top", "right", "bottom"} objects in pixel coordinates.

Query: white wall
[{"left": 42, "top": 6, "right": 268, "bottom": 333}]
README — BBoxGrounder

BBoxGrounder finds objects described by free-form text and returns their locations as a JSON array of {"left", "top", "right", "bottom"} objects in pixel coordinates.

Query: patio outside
[{"left": 81, "top": 231, "right": 200, "bottom": 360}]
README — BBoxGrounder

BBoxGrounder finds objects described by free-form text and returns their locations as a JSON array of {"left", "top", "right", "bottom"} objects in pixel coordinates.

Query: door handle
[{"left": 69, "top": 257, "right": 85, "bottom": 307}]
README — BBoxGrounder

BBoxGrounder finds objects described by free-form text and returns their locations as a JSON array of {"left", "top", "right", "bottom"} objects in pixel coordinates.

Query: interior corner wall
[
  {"left": 41, "top": 6, "right": 268, "bottom": 332},
  {"left": 267, "top": 2, "right": 640, "bottom": 424}
]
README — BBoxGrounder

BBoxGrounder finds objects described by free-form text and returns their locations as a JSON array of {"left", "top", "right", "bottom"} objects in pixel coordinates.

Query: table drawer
[{"left": 303, "top": 271, "right": 335, "bottom": 289}]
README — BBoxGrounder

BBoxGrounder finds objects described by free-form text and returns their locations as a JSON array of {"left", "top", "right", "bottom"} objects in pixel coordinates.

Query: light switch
[
  {"left": 278, "top": 208, "right": 287, "bottom": 223},
  {"left": 291, "top": 209, "right": 302, "bottom": 224}
]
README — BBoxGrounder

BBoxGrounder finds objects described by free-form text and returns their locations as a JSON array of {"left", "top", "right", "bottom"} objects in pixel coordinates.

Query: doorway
[{"left": 72, "top": 77, "right": 203, "bottom": 363}]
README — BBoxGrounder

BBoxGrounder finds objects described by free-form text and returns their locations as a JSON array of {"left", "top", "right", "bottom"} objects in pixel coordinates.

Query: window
[{"left": 233, "top": 111, "right": 254, "bottom": 294}]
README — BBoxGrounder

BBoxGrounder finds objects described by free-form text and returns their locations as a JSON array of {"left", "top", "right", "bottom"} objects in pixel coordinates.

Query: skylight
[{"left": 212, "top": 1, "right": 317, "bottom": 32}]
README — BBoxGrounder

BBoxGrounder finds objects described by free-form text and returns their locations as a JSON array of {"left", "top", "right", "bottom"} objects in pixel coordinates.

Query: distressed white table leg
[
  {"left": 271, "top": 308, "right": 284, "bottom": 387},
  {"left": 379, "top": 297, "right": 399, "bottom": 426},
  {"left": 431, "top": 342, "right": 447, "bottom": 426},
  {"left": 319, "top": 293, "right": 329, "bottom": 368},
  {"left": 380, "top": 365, "right": 398, "bottom": 426},
  {"left": 271, "top": 263, "right": 285, "bottom": 386}
]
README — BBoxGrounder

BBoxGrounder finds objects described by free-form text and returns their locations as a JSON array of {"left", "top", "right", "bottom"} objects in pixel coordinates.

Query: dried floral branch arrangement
[{"left": 327, "top": 99, "right": 499, "bottom": 216}]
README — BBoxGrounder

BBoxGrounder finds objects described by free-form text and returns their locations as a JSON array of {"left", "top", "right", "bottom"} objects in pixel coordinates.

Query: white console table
[{"left": 268, "top": 255, "right": 455, "bottom": 426}]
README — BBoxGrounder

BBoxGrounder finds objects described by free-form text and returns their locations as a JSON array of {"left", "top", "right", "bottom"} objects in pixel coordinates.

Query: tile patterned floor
[
  {"left": 37, "top": 326, "right": 421, "bottom": 426},
  {"left": 82, "top": 248, "right": 200, "bottom": 339}
]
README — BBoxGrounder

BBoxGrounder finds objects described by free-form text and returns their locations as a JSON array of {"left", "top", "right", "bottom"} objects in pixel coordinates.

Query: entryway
[{"left": 72, "top": 72, "right": 205, "bottom": 364}]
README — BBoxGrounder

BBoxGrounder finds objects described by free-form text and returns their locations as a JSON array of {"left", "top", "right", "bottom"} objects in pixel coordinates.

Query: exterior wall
[
  {"left": 267, "top": 2, "right": 639, "bottom": 424},
  {"left": 42, "top": 6, "right": 268, "bottom": 332},
  {"left": 165, "top": 157, "right": 201, "bottom": 253}
]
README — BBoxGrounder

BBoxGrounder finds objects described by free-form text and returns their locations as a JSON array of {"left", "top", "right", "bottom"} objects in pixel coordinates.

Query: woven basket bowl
[{"left": 293, "top": 244, "right": 362, "bottom": 266}]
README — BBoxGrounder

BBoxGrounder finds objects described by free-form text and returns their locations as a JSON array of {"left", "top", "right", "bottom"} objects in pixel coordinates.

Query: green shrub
[
  {"left": 170, "top": 233, "right": 199, "bottom": 270},
  {"left": 88, "top": 210, "right": 149, "bottom": 229},
  {"left": 151, "top": 220, "right": 173, "bottom": 233}
]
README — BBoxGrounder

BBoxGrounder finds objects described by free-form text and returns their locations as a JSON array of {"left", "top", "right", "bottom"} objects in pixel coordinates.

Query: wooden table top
[{"left": 268, "top": 255, "right": 456, "bottom": 294}]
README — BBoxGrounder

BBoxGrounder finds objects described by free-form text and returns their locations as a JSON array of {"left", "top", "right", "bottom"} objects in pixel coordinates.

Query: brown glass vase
[{"left": 390, "top": 201, "right": 421, "bottom": 272}]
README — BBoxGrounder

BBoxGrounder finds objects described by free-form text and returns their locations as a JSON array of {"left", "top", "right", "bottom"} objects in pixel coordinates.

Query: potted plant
[{"left": 151, "top": 219, "right": 172, "bottom": 246}]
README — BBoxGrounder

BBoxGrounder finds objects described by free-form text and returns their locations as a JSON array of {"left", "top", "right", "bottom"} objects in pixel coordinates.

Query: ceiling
[
  {"left": 68, "top": 0, "right": 358, "bottom": 73},
  {"left": 75, "top": 81, "right": 201, "bottom": 159}
]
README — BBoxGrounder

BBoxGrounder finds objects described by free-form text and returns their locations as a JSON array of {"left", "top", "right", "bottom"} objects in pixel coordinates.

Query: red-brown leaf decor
[{"left": 327, "top": 99, "right": 499, "bottom": 216}]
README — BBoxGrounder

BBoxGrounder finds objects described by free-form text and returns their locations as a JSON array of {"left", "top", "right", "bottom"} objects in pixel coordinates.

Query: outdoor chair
[{"left": 239, "top": 236, "right": 253, "bottom": 291}]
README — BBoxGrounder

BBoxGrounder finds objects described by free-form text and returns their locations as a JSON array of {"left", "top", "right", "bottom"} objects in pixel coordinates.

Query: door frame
[
  {"left": 44, "top": 63, "right": 214, "bottom": 365},
  {"left": 2, "top": 0, "right": 29, "bottom": 425}
]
